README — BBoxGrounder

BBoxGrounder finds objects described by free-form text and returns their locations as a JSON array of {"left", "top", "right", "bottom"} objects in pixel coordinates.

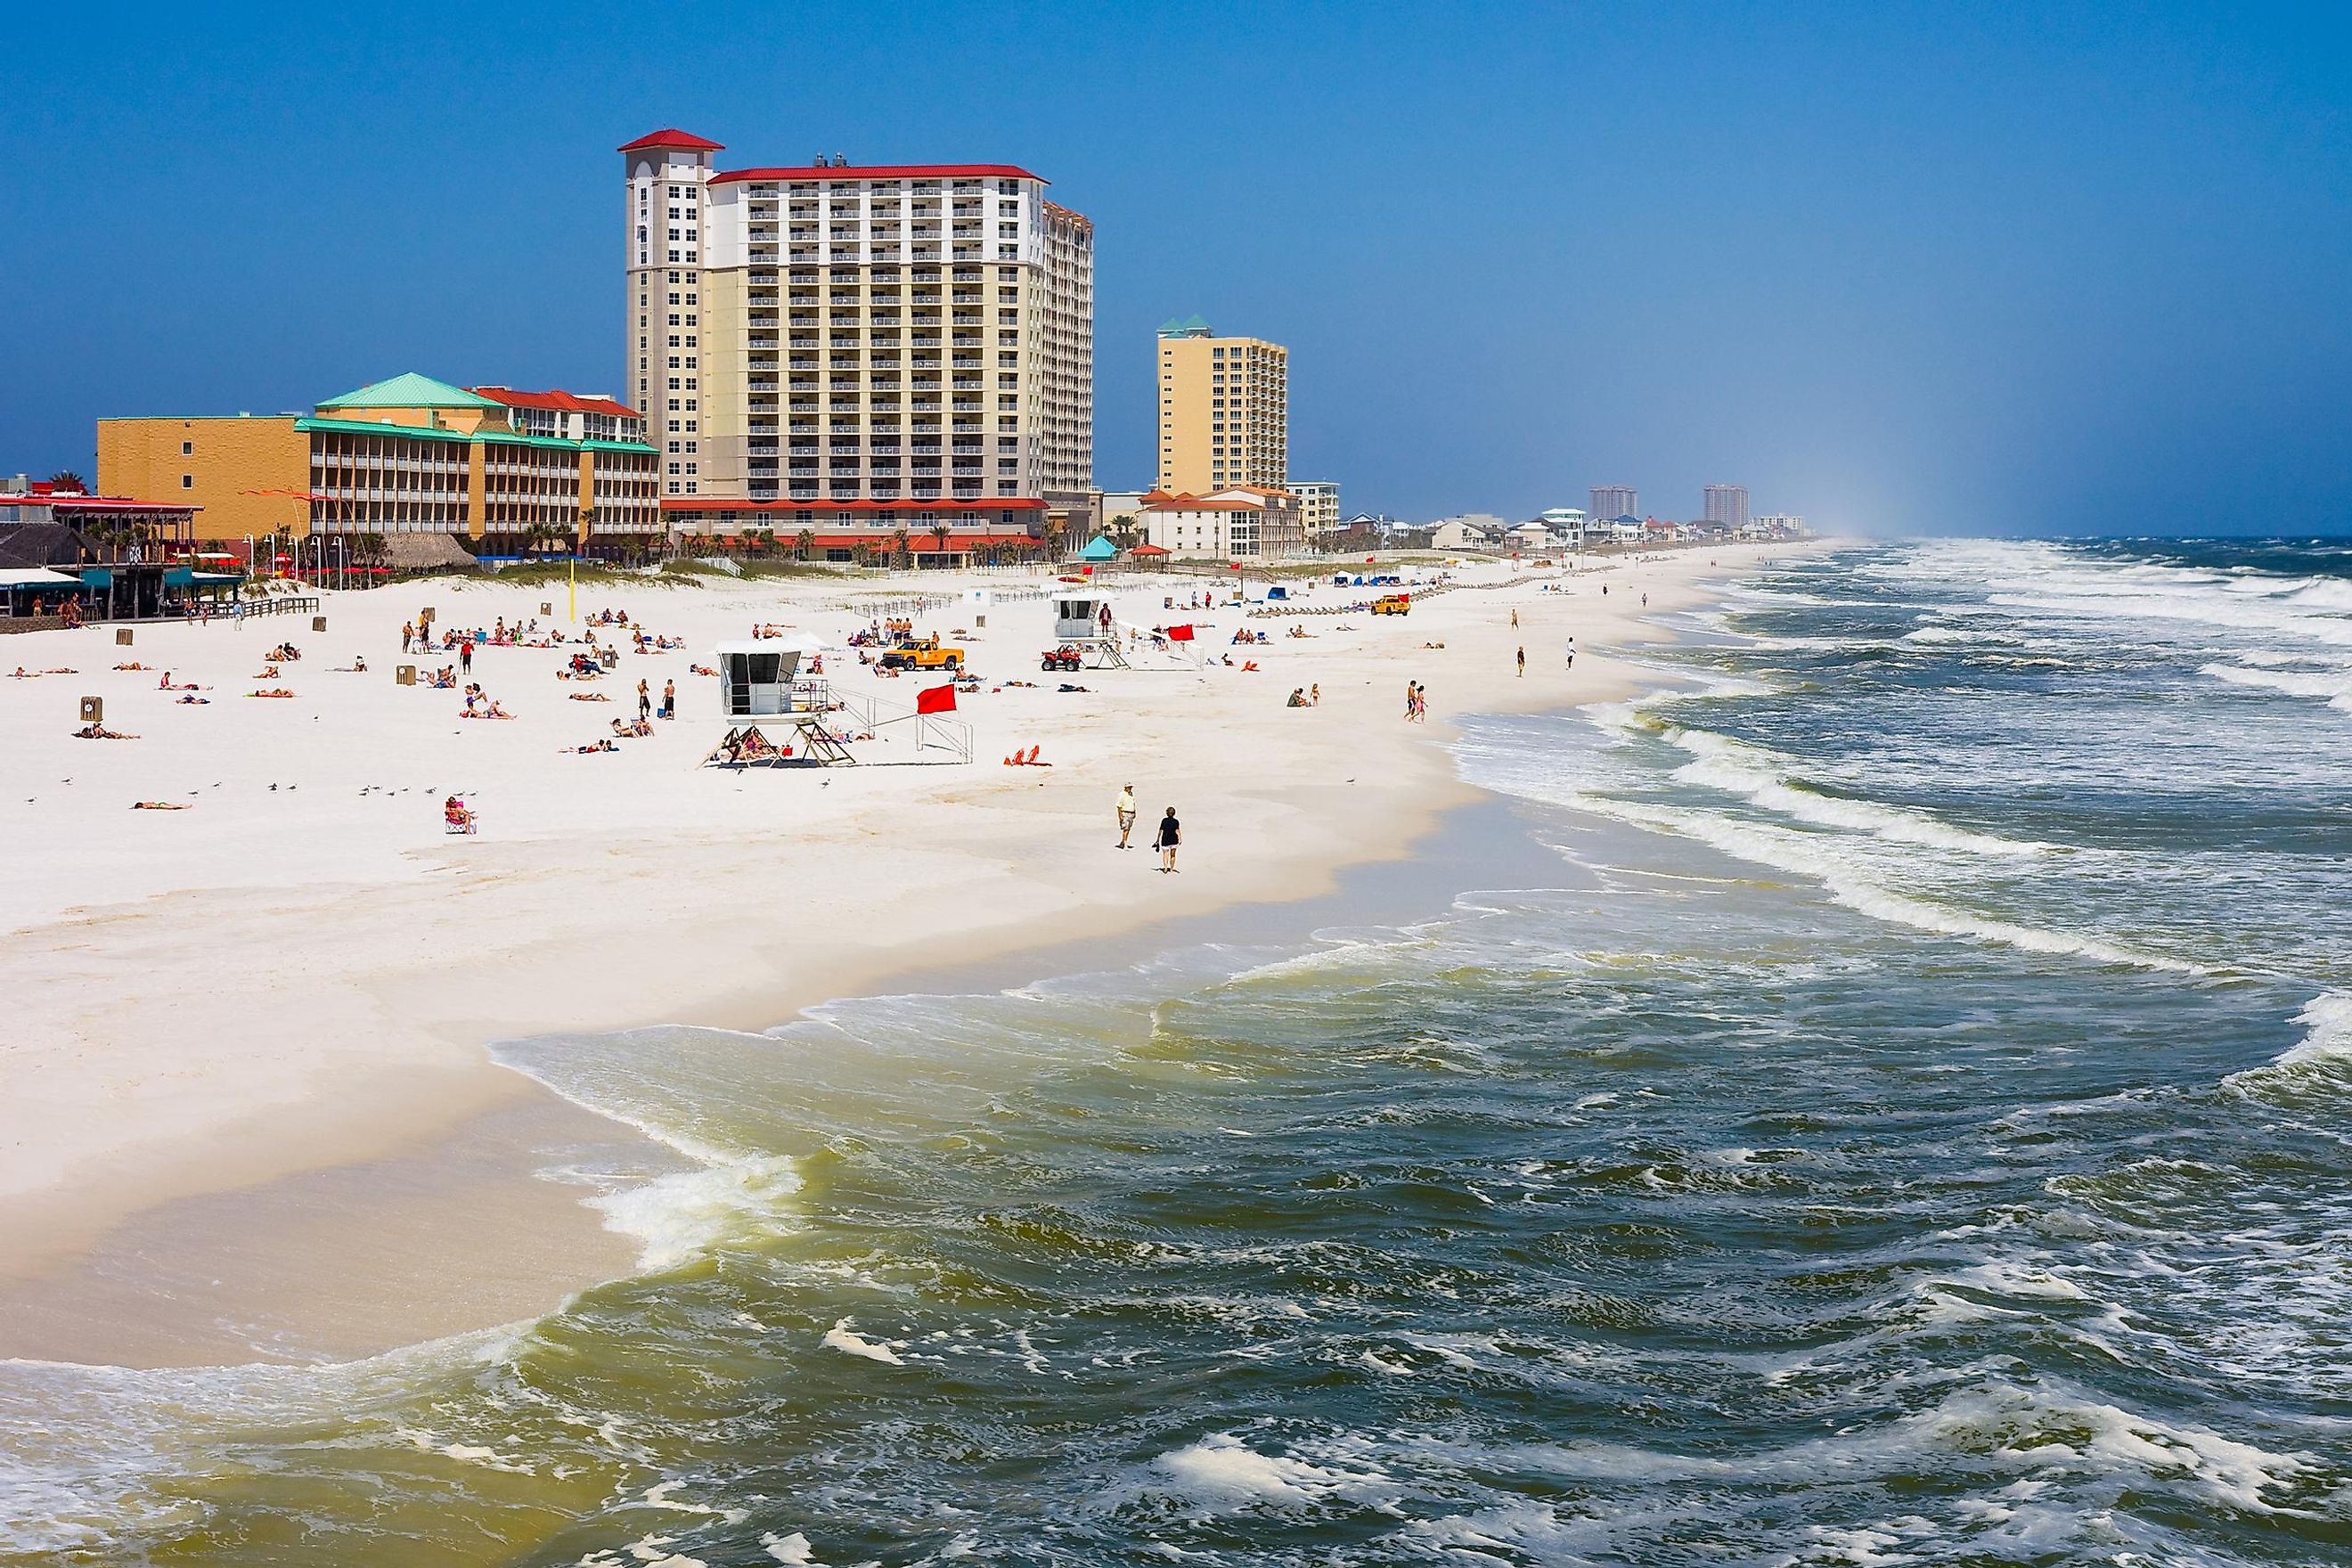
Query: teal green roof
[
  {"left": 1080, "top": 535, "right": 1118, "bottom": 559},
  {"left": 316, "top": 372, "right": 499, "bottom": 411}
]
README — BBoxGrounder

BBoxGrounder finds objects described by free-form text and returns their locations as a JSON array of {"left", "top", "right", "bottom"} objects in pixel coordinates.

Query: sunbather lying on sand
[
  {"left": 74, "top": 723, "right": 137, "bottom": 739},
  {"left": 176, "top": 695, "right": 211, "bottom": 705},
  {"left": 113, "top": 662, "right": 151, "bottom": 672},
  {"left": 132, "top": 800, "right": 191, "bottom": 810},
  {"left": 564, "top": 739, "right": 619, "bottom": 754},
  {"left": 568, "top": 691, "right": 611, "bottom": 702},
  {"left": 249, "top": 689, "right": 296, "bottom": 698}
]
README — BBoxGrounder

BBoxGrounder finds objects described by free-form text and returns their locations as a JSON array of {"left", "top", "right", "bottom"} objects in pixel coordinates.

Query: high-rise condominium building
[
  {"left": 1589, "top": 485, "right": 1637, "bottom": 522},
  {"left": 620, "top": 128, "right": 1095, "bottom": 555},
  {"left": 1703, "top": 484, "right": 1750, "bottom": 530},
  {"left": 1156, "top": 317, "right": 1287, "bottom": 494}
]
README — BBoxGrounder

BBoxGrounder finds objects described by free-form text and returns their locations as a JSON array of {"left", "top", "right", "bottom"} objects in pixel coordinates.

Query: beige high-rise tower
[
  {"left": 1155, "top": 317, "right": 1286, "bottom": 494},
  {"left": 619, "top": 127, "right": 1096, "bottom": 556}
]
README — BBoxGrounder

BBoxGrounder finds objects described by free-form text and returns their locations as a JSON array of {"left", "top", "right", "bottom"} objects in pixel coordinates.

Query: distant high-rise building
[
  {"left": 1703, "top": 484, "right": 1750, "bottom": 530},
  {"left": 1156, "top": 318, "right": 1287, "bottom": 493},
  {"left": 619, "top": 127, "right": 1095, "bottom": 555},
  {"left": 1589, "top": 485, "right": 1637, "bottom": 521},
  {"left": 1291, "top": 480, "right": 1340, "bottom": 535}
]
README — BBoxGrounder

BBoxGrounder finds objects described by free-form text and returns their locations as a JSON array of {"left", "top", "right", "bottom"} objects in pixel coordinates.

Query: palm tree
[
  {"left": 1042, "top": 517, "right": 1068, "bottom": 561},
  {"left": 47, "top": 470, "right": 88, "bottom": 494},
  {"left": 929, "top": 522, "right": 951, "bottom": 563},
  {"left": 1108, "top": 512, "right": 1139, "bottom": 551},
  {"left": 890, "top": 527, "right": 911, "bottom": 569},
  {"left": 795, "top": 527, "right": 816, "bottom": 562}
]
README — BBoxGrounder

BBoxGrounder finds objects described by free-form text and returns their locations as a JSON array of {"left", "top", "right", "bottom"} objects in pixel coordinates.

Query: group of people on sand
[
  {"left": 460, "top": 682, "right": 512, "bottom": 720},
  {"left": 1404, "top": 681, "right": 1429, "bottom": 722},
  {"left": 1113, "top": 784, "right": 1182, "bottom": 872},
  {"left": 1285, "top": 684, "right": 1322, "bottom": 707}
]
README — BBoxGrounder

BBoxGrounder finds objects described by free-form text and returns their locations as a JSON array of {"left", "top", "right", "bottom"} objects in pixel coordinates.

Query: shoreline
[{"left": 0, "top": 543, "right": 1821, "bottom": 1367}]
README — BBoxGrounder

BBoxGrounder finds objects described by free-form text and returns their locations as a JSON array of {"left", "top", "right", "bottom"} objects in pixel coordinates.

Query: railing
[{"left": 227, "top": 593, "right": 323, "bottom": 619}]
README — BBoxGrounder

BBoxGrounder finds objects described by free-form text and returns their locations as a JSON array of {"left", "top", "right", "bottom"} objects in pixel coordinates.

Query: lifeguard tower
[
  {"left": 710, "top": 640, "right": 856, "bottom": 765},
  {"left": 1052, "top": 595, "right": 1129, "bottom": 669}
]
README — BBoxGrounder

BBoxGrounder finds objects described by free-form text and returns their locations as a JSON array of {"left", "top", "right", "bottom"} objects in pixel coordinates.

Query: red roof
[
  {"left": 471, "top": 386, "right": 641, "bottom": 419},
  {"left": 4, "top": 494, "right": 201, "bottom": 514},
  {"left": 1130, "top": 544, "right": 1172, "bottom": 556},
  {"left": 663, "top": 497, "right": 1046, "bottom": 512},
  {"left": 619, "top": 128, "right": 724, "bottom": 153},
  {"left": 713, "top": 163, "right": 1044, "bottom": 186}
]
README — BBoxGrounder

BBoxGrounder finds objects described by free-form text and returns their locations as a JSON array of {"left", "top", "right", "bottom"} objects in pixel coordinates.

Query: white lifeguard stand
[
  {"left": 712, "top": 639, "right": 855, "bottom": 765},
  {"left": 1053, "top": 596, "right": 1130, "bottom": 669}
]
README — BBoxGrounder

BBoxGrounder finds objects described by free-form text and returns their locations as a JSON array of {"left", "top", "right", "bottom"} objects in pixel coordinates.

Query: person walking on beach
[
  {"left": 1516, "top": 645, "right": 1526, "bottom": 678},
  {"left": 401, "top": 620, "right": 414, "bottom": 654},
  {"left": 637, "top": 678, "right": 652, "bottom": 723},
  {"left": 1404, "top": 680, "right": 1417, "bottom": 721},
  {"left": 1154, "top": 805, "right": 1181, "bottom": 872},
  {"left": 1116, "top": 784, "right": 1138, "bottom": 849},
  {"left": 1565, "top": 635, "right": 1577, "bottom": 670},
  {"left": 1510, "top": 608, "right": 1519, "bottom": 628},
  {"left": 460, "top": 638, "right": 474, "bottom": 676}
]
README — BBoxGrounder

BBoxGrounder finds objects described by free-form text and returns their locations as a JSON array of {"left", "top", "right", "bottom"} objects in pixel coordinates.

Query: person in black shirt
[{"left": 1155, "top": 807, "right": 1181, "bottom": 873}]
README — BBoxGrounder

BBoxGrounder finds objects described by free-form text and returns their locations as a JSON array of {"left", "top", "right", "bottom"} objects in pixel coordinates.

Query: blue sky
[{"left": 3, "top": 2, "right": 2346, "bottom": 533}]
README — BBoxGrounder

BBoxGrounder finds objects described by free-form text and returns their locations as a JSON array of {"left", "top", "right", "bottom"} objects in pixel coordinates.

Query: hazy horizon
[{"left": 4, "top": 2, "right": 2345, "bottom": 535}]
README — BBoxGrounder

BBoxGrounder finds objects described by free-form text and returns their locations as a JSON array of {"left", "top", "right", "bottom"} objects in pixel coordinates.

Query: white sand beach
[{"left": 0, "top": 545, "right": 1805, "bottom": 1365}]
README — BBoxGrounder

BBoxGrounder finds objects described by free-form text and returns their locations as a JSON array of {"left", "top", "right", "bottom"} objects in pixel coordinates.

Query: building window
[
  {"left": 182, "top": 474, "right": 193, "bottom": 487},
  {"left": 180, "top": 441, "right": 193, "bottom": 455}
]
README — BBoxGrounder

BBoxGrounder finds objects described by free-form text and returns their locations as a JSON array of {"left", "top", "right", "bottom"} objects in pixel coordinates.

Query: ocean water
[{"left": 7, "top": 536, "right": 2352, "bottom": 1565}]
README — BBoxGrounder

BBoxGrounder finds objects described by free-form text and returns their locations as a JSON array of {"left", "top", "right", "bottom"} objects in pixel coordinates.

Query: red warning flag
[
  {"left": 916, "top": 682, "right": 957, "bottom": 715},
  {"left": 1166, "top": 624, "right": 1196, "bottom": 642}
]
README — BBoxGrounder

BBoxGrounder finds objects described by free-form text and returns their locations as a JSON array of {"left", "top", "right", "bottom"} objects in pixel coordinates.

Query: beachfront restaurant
[
  {"left": 0, "top": 568, "right": 87, "bottom": 624},
  {"left": 48, "top": 560, "right": 240, "bottom": 621}
]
